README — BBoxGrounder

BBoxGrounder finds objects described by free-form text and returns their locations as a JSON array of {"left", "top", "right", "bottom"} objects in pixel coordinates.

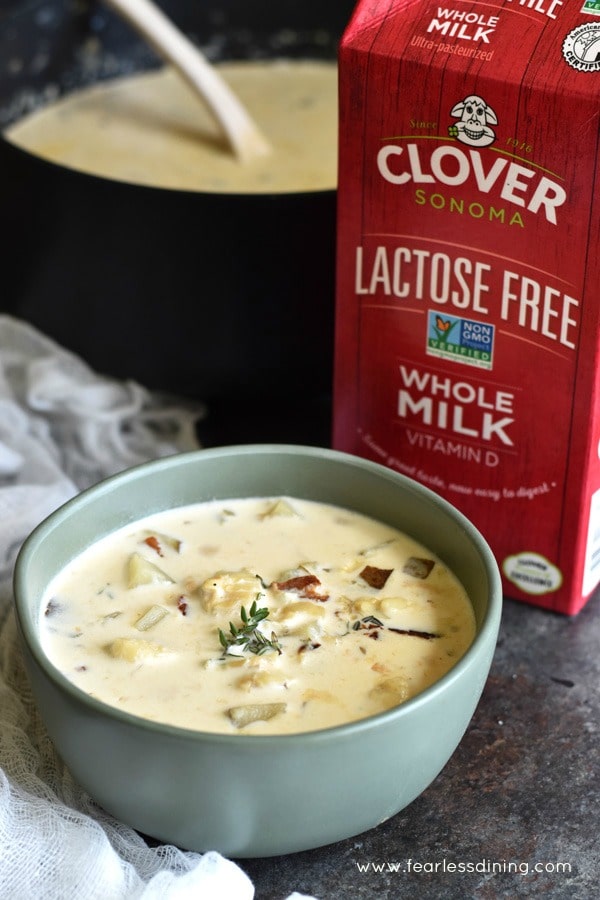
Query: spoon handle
[{"left": 102, "top": 0, "right": 271, "bottom": 162}]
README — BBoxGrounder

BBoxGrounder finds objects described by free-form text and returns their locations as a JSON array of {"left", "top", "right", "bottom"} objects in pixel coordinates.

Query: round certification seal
[
  {"left": 502, "top": 551, "right": 562, "bottom": 596},
  {"left": 562, "top": 22, "right": 600, "bottom": 72}
]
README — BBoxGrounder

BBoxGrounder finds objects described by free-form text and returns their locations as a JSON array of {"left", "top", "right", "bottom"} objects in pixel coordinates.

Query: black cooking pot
[{"left": 0, "top": 0, "right": 354, "bottom": 440}]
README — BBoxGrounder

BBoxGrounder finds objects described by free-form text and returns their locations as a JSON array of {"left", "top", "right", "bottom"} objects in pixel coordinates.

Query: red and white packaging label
[{"left": 333, "top": 0, "right": 600, "bottom": 614}]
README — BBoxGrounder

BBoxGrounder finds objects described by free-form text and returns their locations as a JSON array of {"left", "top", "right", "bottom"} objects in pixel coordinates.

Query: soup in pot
[{"left": 4, "top": 61, "right": 338, "bottom": 193}]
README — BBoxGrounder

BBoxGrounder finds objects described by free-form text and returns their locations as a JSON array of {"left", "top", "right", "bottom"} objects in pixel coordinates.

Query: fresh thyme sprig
[{"left": 218, "top": 599, "right": 282, "bottom": 657}]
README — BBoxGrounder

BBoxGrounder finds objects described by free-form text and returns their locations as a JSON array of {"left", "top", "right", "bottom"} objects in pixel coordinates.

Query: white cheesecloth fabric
[{"left": 0, "top": 316, "right": 317, "bottom": 900}]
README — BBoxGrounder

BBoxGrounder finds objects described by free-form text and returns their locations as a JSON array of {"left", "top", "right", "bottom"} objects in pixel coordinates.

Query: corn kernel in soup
[{"left": 40, "top": 497, "right": 476, "bottom": 735}]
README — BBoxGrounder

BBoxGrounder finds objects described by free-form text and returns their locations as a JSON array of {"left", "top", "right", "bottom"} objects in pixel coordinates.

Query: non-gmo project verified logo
[{"left": 426, "top": 311, "right": 494, "bottom": 369}]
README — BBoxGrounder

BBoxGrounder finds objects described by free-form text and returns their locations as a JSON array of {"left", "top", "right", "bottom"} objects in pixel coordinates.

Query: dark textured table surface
[
  {"left": 197, "top": 402, "right": 600, "bottom": 900},
  {"left": 235, "top": 593, "right": 599, "bottom": 900}
]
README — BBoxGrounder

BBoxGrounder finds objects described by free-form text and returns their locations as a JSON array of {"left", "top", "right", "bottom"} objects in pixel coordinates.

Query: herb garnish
[{"left": 218, "top": 600, "right": 282, "bottom": 657}]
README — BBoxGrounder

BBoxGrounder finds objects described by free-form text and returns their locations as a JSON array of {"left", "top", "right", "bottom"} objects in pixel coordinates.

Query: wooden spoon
[{"left": 102, "top": 0, "right": 271, "bottom": 162}]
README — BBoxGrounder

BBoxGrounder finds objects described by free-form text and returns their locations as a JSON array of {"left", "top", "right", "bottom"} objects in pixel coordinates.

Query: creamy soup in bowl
[{"left": 40, "top": 495, "right": 476, "bottom": 735}]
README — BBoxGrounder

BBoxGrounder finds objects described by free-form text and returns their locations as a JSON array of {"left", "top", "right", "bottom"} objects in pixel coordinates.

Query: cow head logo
[{"left": 448, "top": 95, "right": 497, "bottom": 148}]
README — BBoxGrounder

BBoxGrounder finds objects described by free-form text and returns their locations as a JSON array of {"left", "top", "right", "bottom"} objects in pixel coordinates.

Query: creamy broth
[
  {"left": 40, "top": 497, "right": 476, "bottom": 735},
  {"left": 5, "top": 61, "right": 338, "bottom": 193}
]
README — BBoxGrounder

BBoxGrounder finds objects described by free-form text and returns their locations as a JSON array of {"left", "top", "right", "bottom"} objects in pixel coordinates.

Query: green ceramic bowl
[{"left": 13, "top": 444, "right": 502, "bottom": 858}]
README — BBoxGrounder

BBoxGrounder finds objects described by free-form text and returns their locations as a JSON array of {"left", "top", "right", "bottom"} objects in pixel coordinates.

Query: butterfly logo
[
  {"left": 436, "top": 316, "right": 452, "bottom": 333},
  {"left": 432, "top": 314, "right": 458, "bottom": 341}
]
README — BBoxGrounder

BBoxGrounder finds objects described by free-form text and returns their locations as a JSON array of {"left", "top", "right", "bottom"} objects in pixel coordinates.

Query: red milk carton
[{"left": 333, "top": 0, "right": 600, "bottom": 614}]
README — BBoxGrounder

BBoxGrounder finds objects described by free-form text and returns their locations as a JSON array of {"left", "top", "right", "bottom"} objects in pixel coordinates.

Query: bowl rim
[{"left": 13, "top": 443, "right": 503, "bottom": 745}]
